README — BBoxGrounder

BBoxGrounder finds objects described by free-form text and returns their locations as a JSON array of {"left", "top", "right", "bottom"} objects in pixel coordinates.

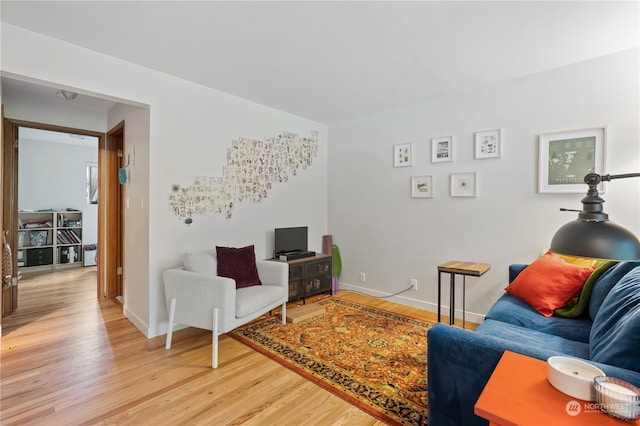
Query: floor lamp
[{"left": 550, "top": 172, "right": 640, "bottom": 261}]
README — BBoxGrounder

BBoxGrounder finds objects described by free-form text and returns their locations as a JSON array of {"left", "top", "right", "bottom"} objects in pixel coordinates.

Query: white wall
[
  {"left": 107, "top": 103, "right": 151, "bottom": 334},
  {"left": 1, "top": 23, "right": 328, "bottom": 337},
  {"left": 328, "top": 48, "right": 640, "bottom": 322},
  {"left": 18, "top": 138, "right": 98, "bottom": 246}
]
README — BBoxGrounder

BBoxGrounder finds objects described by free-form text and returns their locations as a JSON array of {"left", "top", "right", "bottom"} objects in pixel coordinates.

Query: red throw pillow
[
  {"left": 216, "top": 245, "right": 262, "bottom": 289},
  {"left": 505, "top": 251, "right": 595, "bottom": 317}
]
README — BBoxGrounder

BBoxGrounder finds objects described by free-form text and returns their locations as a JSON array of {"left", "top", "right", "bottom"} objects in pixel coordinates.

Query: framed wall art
[
  {"left": 431, "top": 136, "right": 452, "bottom": 163},
  {"left": 411, "top": 176, "right": 433, "bottom": 198},
  {"left": 538, "top": 127, "right": 605, "bottom": 193},
  {"left": 394, "top": 143, "right": 413, "bottom": 167},
  {"left": 450, "top": 172, "right": 476, "bottom": 197},
  {"left": 475, "top": 129, "right": 502, "bottom": 159}
]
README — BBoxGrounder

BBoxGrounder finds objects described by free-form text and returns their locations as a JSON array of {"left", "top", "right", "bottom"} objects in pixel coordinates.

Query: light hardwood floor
[{"left": 1, "top": 267, "right": 462, "bottom": 425}]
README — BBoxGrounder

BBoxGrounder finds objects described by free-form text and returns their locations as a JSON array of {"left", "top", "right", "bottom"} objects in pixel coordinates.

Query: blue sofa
[{"left": 427, "top": 261, "right": 640, "bottom": 426}]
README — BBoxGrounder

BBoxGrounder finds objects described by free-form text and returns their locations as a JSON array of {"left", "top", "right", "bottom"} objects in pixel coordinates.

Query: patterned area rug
[{"left": 229, "top": 298, "right": 432, "bottom": 425}]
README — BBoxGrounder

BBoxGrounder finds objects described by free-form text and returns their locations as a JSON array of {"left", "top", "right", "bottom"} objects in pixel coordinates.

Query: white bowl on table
[{"left": 547, "top": 356, "right": 605, "bottom": 401}]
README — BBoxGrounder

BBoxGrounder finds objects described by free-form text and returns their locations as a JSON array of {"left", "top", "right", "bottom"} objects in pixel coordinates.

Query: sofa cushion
[
  {"left": 505, "top": 251, "right": 595, "bottom": 317},
  {"left": 476, "top": 319, "right": 590, "bottom": 359},
  {"left": 589, "top": 262, "right": 640, "bottom": 321},
  {"left": 216, "top": 245, "right": 262, "bottom": 289},
  {"left": 554, "top": 261, "right": 617, "bottom": 318},
  {"left": 235, "top": 285, "right": 284, "bottom": 318},
  {"left": 485, "top": 293, "right": 593, "bottom": 343},
  {"left": 183, "top": 250, "right": 216, "bottom": 275},
  {"left": 590, "top": 266, "right": 640, "bottom": 372}
]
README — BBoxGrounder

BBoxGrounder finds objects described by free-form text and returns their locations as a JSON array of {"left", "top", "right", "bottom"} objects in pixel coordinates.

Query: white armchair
[{"left": 164, "top": 249, "right": 288, "bottom": 368}]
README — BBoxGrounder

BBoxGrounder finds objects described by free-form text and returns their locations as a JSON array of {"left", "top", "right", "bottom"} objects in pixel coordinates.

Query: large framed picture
[
  {"left": 431, "top": 136, "right": 452, "bottom": 163},
  {"left": 450, "top": 172, "right": 476, "bottom": 197},
  {"left": 538, "top": 127, "right": 605, "bottom": 193},
  {"left": 394, "top": 143, "right": 412, "bottom": 167},
  {"left": 411, "top": 176, "right": 433, "bottom": 198}
]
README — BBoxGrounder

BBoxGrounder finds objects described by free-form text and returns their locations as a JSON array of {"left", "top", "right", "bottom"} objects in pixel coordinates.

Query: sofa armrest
[
  {"left": 427, "top": 323, "right": 581, "bottom": 426},
  {"left": 163, "top": 268, "right": 236, "bottom": 331},
  {"left": 428, "top": 324, "right": 504, "bottom": 426},
  {"left": 256, "top": 260, "right": 288, "bottom": 289},
  {"left": 508, "top": 264, "right": 528, "bottom": 283}
]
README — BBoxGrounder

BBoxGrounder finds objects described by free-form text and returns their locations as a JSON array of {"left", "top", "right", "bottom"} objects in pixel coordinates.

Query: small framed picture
[
  {"left": 475, "top": 129, "right": 502, "bottom": 159},
  {"left": 411, "top": 176, "right": 433, "bottom": 198},
  {"left": 450, "top": 172, "right": 477, "bottom": 197},
  {"left": 394, "top": 143, "right": 412, "bottom": 167},
  {"left": 431, "top": 136, "right": 452, "bottom": 163},
  {"left": 538, "top": 127, "right": 605, "bottom": 193}
]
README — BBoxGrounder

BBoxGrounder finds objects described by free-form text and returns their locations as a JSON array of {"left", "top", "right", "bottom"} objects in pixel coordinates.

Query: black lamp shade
[{"left": 550, "top": 220, "right": 640, "bottom": 261}]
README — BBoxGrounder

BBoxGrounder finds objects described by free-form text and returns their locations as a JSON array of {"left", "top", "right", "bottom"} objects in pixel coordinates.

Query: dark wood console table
[{"left": 276, "top": 253, "right": 333, "bottom": 303}]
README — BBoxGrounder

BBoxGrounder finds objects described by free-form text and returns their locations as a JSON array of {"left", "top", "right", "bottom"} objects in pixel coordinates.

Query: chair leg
[
  {"left": 166, "top": 297, "right": 176, "bottom": 349},
  {"left": 212, "top": 307, "right": 219, "bottom": 368},
  {"left": 281, "top": 302, "right": 286, "bottom": 325}
]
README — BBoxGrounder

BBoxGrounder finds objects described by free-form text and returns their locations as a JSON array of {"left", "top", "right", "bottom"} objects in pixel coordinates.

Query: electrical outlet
[
  {"left": 410, "top": 279, "right": 418, "bottom": 290},
  {"left": 359, "top": 272, "right": 366, "bottom": 282}
]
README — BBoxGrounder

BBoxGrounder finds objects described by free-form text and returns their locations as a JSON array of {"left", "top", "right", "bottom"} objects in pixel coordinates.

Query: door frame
[
  {"left": 100, "top": 121, "right": 124, "bottom": 299},
  {"left": 1, "top": 108, "right": 19, "bottom": 317},
  {"left": 1, "top": 118, "right": 124, "bottom": 310}
]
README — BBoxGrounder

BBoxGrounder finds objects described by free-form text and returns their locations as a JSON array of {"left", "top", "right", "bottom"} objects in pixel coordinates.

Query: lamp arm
[
  {"left": 583, "top": 172, "right": 640, "bottom": 188},
  {"left": 598, "top": 172, "right": 640, "bottom": 182},
  {"left": 576, "top": 172, "right": 640, "bottom": 222}
]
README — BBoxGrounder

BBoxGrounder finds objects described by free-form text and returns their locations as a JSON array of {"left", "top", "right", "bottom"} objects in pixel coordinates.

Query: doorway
[{"left": 2, "top": 118, "right": 124, "bottom": 316}]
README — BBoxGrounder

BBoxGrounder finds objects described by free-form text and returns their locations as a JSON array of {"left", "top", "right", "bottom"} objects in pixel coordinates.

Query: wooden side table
[
  {"left": 437, "top": 260, "right": 490, "bottom": 328},
  {"left": 475, "top": 351, "right": 640, "bottom": 425}
]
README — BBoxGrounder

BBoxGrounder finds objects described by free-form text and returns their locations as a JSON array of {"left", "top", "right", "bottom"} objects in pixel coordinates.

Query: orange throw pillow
[{"left": 505, "top": 251, "right": 596, "bottom": 317}]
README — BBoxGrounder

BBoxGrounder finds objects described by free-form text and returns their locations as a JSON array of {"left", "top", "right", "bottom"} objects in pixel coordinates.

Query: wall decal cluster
[{"left": 169, "top": 131, "right": 318, "bottom": 221}]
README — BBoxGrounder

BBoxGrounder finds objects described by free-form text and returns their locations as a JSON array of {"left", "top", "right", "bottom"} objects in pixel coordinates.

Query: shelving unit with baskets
[{"left": 18, "top": 210, "right": 83, "bottom": 272}]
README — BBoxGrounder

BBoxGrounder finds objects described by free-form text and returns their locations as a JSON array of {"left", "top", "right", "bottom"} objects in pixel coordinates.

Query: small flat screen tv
[{"left": 274, "top": 226, "right": 308, "bottom": 257}]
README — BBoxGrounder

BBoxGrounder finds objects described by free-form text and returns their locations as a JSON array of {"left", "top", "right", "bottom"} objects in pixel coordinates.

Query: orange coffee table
[{"left": 475, "top": 351, "right": 640, "bottom": 426}]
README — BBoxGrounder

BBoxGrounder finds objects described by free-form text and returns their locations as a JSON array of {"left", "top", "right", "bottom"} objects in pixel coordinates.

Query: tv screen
[{"left": 274, "top": 226, "right": 308, "bottom": 257}]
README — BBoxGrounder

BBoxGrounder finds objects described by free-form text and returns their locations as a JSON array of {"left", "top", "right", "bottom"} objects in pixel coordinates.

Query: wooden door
[
  {"left": 2, "top": 117, "right": 19, "bottom": 317},
  {"left": 98, "top": 121, "right": 124, "bottom": 299},
  {"left": 1, "top": 105, "right": 3, "bottom": 320}
]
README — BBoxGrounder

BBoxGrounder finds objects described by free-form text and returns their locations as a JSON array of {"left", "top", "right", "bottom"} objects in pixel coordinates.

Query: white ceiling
[
  {"left": 1, "top": 77, "right": 117, "bottom": 112},
  {"left": 1, "top": 1, "right": 639, "bottom": 124}
]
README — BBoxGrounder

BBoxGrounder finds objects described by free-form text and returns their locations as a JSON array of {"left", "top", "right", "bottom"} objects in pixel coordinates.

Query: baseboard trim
[
  {"left": 338, "top": 282, "right": 485, "bottom": 325},
  {"left": 123, "top": 305, "right": 152, "bottom": 338}
]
